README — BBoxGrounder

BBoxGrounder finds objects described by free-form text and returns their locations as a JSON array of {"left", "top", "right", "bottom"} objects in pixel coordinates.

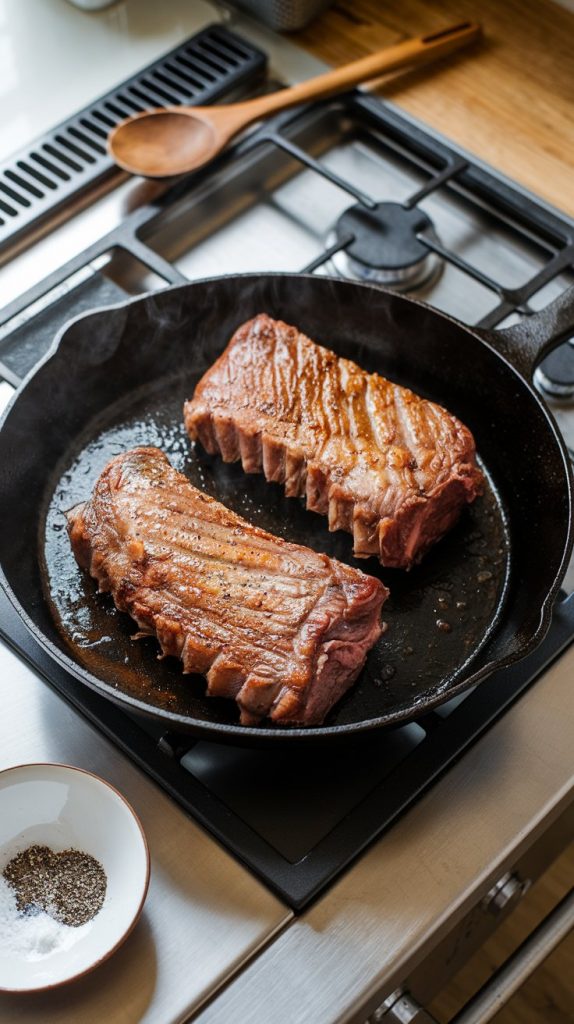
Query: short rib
[
  {"left": 67, "top": 447, "right": 387, "bottom": 727},
  {"left": 184, "top": 314, "right": 484, "bottom": 568}
]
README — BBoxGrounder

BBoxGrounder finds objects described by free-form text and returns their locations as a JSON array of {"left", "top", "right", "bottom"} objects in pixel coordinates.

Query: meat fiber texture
[
  {"left": 67, "top": 448, "right": 387, "bottom": 727},
  {"left": 184, "top": 314, "right": 484, "bottom": 569}
]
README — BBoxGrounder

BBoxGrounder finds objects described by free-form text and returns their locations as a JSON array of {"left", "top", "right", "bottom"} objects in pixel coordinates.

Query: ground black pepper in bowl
[{"left": 3, "top": 844, "right": 107, "bottom": 927}]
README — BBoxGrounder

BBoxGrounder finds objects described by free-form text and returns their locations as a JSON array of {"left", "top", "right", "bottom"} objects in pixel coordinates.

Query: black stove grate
[
  {"left": 261, "top": 99, "right": 574, "bottom": 329},
  {"left": 1, "top": 31, "right": 574, "bottom": 909},
  {"left": 2, "top": 89, "right": 574, "bottom": 391},
  {"left": 0, "top": 25, "right": 266, "bottom": 253}
]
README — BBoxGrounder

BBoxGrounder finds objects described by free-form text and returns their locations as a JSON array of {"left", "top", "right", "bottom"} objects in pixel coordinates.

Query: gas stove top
[{"left": 1, "top": 17, "right": 573, "bottom": 911}]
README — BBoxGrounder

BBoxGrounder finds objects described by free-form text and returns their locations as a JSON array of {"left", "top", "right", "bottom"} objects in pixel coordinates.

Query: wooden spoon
[{"left": 108, "top": 22, "right": 481, "bottom": 178}]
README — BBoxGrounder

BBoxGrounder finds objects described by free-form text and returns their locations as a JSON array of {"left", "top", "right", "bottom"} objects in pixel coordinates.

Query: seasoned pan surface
[{"left": 42, "top": 358, "right": 509, "bottom": 732}]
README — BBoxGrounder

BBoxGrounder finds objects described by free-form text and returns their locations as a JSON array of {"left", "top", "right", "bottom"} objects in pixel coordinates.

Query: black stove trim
[{"left": 2, "top": 587, "right": 572, "bottom": 911}]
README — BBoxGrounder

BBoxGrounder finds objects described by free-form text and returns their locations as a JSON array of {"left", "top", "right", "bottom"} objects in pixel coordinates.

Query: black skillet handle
[{"left": 477, "top": 284, "right": 574, "bottom": 381}]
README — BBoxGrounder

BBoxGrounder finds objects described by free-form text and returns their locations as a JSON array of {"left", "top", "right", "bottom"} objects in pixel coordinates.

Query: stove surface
[{"left": 1, "top": 14, "right": 573, "bottom": 910}]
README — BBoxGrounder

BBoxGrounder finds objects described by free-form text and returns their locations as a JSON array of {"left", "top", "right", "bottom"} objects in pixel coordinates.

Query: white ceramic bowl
[{"left": 0, "top": 763, "right": 150, "bottom": 991}]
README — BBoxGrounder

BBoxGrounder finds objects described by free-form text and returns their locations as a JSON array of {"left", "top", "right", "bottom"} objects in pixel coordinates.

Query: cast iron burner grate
[
  {"left": 1, "top": 84, "right": 574, "bottom": 397},
  {"left": 1, "top": 26, "right": 574, "bottom": 909}
]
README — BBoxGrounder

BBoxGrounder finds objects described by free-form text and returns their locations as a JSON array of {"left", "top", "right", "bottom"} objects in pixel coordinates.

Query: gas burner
[{"left": 327, "top": 201, "right": 441, "bottom": 290}]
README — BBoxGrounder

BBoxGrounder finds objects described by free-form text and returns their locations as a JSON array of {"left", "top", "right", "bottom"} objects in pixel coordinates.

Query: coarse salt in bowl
[{"left": 0, "top": 763, "right": 150, "bottom": 991}]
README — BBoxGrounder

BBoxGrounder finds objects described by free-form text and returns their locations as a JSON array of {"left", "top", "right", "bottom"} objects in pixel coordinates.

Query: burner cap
[{"left": 330, "top": 201, "right": 440, "bottom": 290}]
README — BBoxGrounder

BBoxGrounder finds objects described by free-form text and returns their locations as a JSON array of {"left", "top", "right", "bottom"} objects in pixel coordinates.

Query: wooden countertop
[{"left": 294, "top": 0, "right": 574, "bottom": 218}]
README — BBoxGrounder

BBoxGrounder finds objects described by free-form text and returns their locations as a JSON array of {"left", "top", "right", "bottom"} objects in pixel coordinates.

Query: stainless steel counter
[
  {"left": 0, "top": 643, "right": 291, "bottom": 1023},
  {"left": 197, "top": 643, "right": 574, "bottom": 1024}
]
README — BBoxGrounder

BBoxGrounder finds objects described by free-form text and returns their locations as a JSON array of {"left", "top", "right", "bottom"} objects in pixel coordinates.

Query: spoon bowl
[{"left": 111, "top": 110, "right": 220, "bottom": 177}]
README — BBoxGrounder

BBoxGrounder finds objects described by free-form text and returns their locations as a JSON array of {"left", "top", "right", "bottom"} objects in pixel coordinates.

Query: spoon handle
[{"left": 235, "top": 21, "right": 481, "bottom": 124}]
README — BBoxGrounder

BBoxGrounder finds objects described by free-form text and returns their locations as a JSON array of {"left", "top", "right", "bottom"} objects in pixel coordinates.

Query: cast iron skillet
[{"left": 0, "top": 275, "right": 573, "bottom": 746}]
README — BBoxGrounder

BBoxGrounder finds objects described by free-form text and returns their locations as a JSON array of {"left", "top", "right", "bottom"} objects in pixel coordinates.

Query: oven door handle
[{"left": 378, "top": 887, "right": 574, "bottom": 1024}]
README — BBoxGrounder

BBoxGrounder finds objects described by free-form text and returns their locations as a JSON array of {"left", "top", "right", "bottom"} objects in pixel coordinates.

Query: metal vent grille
[{"left": 0, "top": 26, "right": 266, "bottom": 253}]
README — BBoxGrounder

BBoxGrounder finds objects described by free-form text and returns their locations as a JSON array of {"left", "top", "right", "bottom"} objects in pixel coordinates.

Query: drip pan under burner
[{"left": 328, "top": 201, "right": 442, "bottom": 290}]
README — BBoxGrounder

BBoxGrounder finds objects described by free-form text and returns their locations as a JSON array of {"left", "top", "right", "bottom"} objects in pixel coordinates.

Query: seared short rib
[
  {"left": 184, "top": 314, "right": 484, "bottom": 568},
  {"left": 67, "top": 447, "right": 387, "bottom": 727}
]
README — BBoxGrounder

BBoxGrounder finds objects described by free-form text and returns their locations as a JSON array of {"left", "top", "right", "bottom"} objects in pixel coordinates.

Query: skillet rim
[{"left": 0, "top": 273, "right": 572, "bottom": 742}]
